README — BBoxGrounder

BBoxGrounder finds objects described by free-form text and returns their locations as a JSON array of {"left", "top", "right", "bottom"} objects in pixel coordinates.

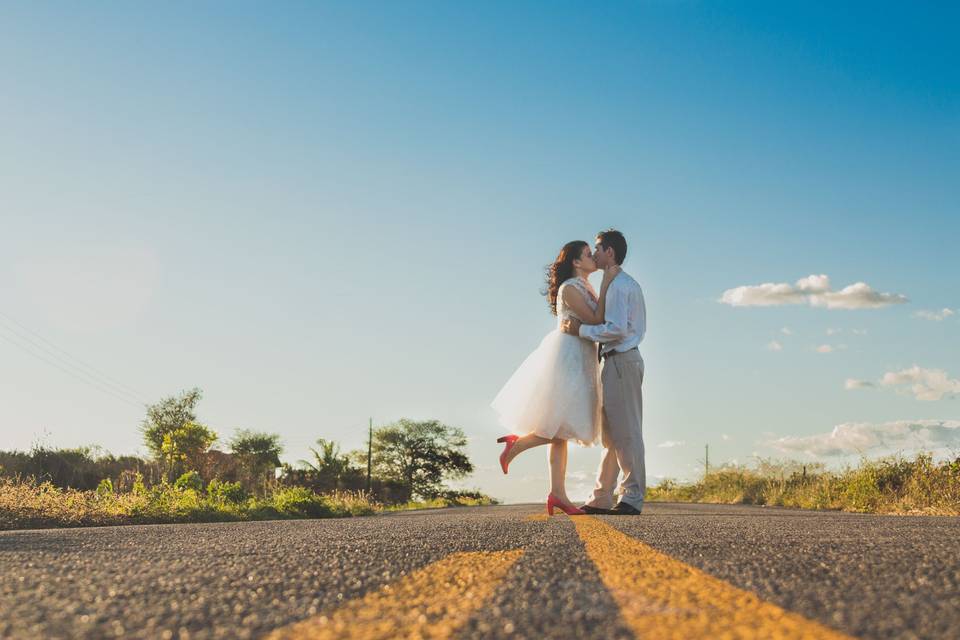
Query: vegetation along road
[{"left": 1, "top": 503, "right": 958, "bottom": 639}]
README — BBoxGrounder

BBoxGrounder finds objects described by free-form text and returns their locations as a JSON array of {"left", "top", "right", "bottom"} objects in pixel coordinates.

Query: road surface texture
[{"left": 1, "top": 503, "right": 958, "bottom": 639}]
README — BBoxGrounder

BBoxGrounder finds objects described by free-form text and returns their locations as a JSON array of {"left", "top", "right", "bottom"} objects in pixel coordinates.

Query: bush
[
  {"left": 647, "top": 453, "right": 960, "bottom": 515},
  {"left": 207, "top": 479, "right": 247, "bottom": 505},
  {"left": 271, "top": 486, "right": 332, "bottom": 517},
  {"left": 173, "top": 471, "right": 203, "bottom": 492},
  {"left": 0, "top": 446, "right": 156, "bottom": 491},
  {"left": 95, "top": 478, "right": 114, "bottom": 498},
  {"left": 131, "top": 472, "right": 147, "bottom": 496}
]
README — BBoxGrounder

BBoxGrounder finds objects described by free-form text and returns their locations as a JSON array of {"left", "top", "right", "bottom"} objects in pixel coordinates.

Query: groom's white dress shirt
[{"left": 579, "top": 271, "right": 646, "bottom": 355}]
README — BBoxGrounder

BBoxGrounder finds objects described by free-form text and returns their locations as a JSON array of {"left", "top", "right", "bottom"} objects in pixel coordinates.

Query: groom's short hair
[{"left": 596, "top": 229, "right": 627, "bottom": 265}]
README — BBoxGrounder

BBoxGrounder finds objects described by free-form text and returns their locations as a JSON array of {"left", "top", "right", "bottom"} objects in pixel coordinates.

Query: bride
[{"left": 491, "top": 240, "right": 619, "bottom": 515}]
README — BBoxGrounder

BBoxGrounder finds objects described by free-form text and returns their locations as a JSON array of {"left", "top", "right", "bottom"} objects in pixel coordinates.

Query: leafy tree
[
  {"left": 303, "top": 438, "right": 351, "bottom": 480},
  {"left": 142, "top": 388, "right": 203, "bottom": 458},
  {"left": 160, "top": 421, "right": 218, "bottom": 478},
  {"left": 229, "top": 430, "right": 283, "bottom": 494},
  {"left": 370, "top": 419, "right": 473, "bottom": 500},
  {"left": 288, "top": 438, "right": 361, "bottom": 493}
]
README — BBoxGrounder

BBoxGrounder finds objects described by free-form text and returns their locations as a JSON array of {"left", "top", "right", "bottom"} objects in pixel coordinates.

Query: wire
[
  {"left": 0, "top": 310, "right": 147, "bottom": 401},
  {"left": 0, "top": 321, "right": 146, "bottom": 409}
]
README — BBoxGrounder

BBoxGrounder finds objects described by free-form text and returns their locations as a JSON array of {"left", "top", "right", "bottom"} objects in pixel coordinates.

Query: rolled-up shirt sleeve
[{"left": 579, "top": 285, "right": 629, "bottom": 343}]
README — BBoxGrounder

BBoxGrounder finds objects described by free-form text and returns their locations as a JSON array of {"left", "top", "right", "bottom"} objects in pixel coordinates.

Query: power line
[
  {"left": 0, "top": 310, "right": 147, "bottom": 401},
  {"left": 0, "top": 319, "right": 147, "bottom": 409},
  {"left": 0, "top": 327, "right": 146, "bottom": 408}
]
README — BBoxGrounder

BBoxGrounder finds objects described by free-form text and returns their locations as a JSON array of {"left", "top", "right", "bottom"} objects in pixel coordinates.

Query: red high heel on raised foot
[
  {"left": 497, "top": 435, "right": 519, "bottom": 474},
  {"left": 546, "top": 494, "right": 585, "bottom": 516}
]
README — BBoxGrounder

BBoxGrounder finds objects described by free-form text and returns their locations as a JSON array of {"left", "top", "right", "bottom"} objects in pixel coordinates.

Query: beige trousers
[{"left": 585, "top": 349, "right": 645, "bottom": 510}]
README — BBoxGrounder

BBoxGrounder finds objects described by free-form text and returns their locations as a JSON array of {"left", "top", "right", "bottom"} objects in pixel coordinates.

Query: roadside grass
[
  {"left": 0, "top": 479, "right": 496, "bottom": 530},
  {"left": 384, "top": 490, "right": 499, "bottom": 512},
  {"left": 647, "top": 454, "right": 960, "bottom": 515}
]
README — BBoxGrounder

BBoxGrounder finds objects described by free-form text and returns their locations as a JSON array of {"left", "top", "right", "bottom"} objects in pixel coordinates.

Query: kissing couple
[{"left": 492, "top": 229, "right": 647, "bottom": 516}]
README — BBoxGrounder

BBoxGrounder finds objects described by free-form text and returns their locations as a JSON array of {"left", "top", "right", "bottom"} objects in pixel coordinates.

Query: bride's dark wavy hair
[{"left": 543, "top": 240, "right": 589, "bottom": 316}]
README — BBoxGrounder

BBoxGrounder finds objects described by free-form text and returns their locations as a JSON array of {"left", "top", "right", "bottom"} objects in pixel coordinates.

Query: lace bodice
[{"left": 557, "top": 277, "right": 598, "bottom": 324}]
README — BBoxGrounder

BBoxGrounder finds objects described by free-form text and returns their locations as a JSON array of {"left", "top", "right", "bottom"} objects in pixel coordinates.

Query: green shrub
[
  {"left": 207, "top": 479, "right": 247, "bottom": 505},
  {"left": 272, "top": 486, "right": 332, "bottom": 517},
  {"left": 95, "top": 478, "right": 114, "bottom": 498},
  {"left": 131, "top": 472, "right": 147, "bottom": 496},
  {"left": 647, "top": 453, "right": 960, "bottom": 515},
  {"left": 173, "top": 471, "right": 203, "bottom": 492}
]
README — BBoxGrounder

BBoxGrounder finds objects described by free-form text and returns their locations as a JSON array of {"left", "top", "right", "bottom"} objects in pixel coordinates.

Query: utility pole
[{"left": 366, "top": 417, "right": 373, "bottom": 493}]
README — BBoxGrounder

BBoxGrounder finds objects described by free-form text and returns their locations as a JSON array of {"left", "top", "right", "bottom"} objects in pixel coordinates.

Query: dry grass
[
  {"left": 0, "top": 479, "right": 498, "bottom": 530},
  {"left": 647, "top": 454, "right": 960, "bottom": 515}
]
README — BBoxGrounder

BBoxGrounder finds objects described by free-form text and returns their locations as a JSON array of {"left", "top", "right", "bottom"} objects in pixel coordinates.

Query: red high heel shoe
[
  {"left": 497, "top": 435, "right": 519, "bottom": 474},
  {"left": 547, "top": 494, "right": 585, "bottom": 516}
]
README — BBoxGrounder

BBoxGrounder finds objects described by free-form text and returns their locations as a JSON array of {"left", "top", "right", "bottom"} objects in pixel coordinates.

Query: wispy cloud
[
  {"left": 914, "top": 308, "right": 955, "bottom": 322},
  {"left": 721, "top": 434, "right": 731, "bottom": 441},
  {"left": 843, "top": 366, "right": 959, "bottom": 401},
  {"left": 816, "top": 344, "right": 834, "bottom": 354},
  {"left": 780, "top": 327, "right": 793, "bottom": 336},
  {"left": 720, "top": 274, "right": 907, "bottom": 310},
  {"left": 880, "top": 366, "right": 960, "bottom": 401},
  {"left": 658, "top": 440, "right": 686, "bottom": 448},
  {"left": 766, "top": 340, "right": 783, "bottom": 352},
  {"left": 767, "top": 420, "right": 960, "bottom": 458}
]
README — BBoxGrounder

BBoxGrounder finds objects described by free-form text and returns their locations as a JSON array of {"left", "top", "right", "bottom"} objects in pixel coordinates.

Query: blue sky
[{"left": 1, "top": 2, "right": 957, "bottom": 503}]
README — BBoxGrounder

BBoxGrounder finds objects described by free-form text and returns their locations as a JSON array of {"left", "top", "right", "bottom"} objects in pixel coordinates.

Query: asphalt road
[{"left": 1, "top": 503, "right": 958, "bottom": 639}]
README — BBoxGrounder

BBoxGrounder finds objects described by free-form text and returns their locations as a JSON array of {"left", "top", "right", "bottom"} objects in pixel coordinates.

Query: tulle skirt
[{"left": 491, "top": 330, "right": 600, "bottom": 446}]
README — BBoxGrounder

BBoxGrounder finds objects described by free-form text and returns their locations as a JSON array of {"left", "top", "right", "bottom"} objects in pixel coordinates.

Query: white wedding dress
[{"left": 491, "top": 277, "right": 601, "bottom": 446}]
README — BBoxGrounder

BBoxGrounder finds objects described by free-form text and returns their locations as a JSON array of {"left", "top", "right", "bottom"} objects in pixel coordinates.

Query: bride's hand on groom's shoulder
[{"left": 601, "top": 265, "right": 621, "bottom": 288}]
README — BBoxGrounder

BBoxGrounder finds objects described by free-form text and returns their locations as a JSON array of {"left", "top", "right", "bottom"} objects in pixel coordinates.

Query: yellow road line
[
  {"left": 265, "top": 550, "right": 523, "bottom": 640},
  {"left": 572, "top": 517, "right": 854, "bottom": 639}
]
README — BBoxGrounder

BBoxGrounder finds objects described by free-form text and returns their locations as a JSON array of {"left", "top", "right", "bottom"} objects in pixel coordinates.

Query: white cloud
[
  {"left": 826, "top": 328, "right": 841, "bottom": 336},
  {"left": 812, "top": 282, "right": 909, "bottom": 310},
  {"left": 720, "top": 274, "right": 907, "bottom": 310},
  {"left": 767, "top": 420, "right": 960, "bottom": 458},
  {"left": 880, "top": 366, "right": 960, "bottom": 401},
  {"left": 816, "top": 344, "right": 834, "bottom": 353},
  {"left": 780, "top": 327, "right": 793, "bottom": 336},
  {"left": 766, "top": 340, "right": 783, "bottom": 352},
  {"left": 914, "top": 308, "right": 955, "bottom": 322},
  {"left": 851, "top": 329, "right": 868, "bottom": 335},
  {"left": 658, "top": 440, "right": 686, "bottom": 448},
  {"left": 721, "top": 434, "right": 731, "bottom": 441},
  {"left": 796, "top": 274, "right": 831, "bottom": 293},
  {"left": 845, "top": 378, "right": 876, "bottom": 390}
]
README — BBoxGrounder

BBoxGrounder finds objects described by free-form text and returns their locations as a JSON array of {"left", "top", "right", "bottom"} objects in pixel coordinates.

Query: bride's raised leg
[{"left": 501, "top": 433, "right": 551, "bottom": 471}]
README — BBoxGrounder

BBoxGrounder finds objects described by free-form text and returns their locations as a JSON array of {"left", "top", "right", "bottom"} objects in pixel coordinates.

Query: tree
[
  {"left": 304, "top": 438, "right": 350, "bottom": 477},
  {"left": 142, "top": 388, "right": 203, "bottom": 459},
  {"left": 370, "top": 419, "right": 473, "bottom": 500},
  {"left": 160, "top": 421, "right": 218, "bottom": 478},
  {"left": 229, "top": 430, "right": 283, "bottom": 494},
  {"left": 290, "top": 438, "right": 365, "bottom": 492}
]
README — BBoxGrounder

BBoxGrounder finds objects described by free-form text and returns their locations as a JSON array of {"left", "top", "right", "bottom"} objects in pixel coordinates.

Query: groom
[{"left": 561, "top": 229, "right": 647, "bottom": 515}]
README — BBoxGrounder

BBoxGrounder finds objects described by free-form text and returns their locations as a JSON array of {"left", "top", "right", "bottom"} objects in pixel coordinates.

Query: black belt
[{"left": 600, "top": 347, "right": 638, "bottom": 360}]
